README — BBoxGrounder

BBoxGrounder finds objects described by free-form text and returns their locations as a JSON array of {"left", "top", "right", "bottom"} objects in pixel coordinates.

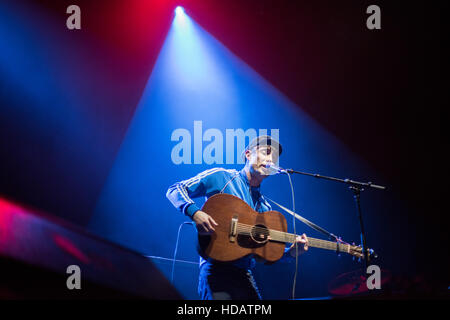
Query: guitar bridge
[{"left": 229, "top": 215, "right": 238, "bottom": 243}]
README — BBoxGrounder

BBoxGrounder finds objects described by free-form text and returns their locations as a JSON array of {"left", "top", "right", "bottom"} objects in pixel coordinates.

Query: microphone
[{"left": 263, "top": 163, "right": 287, "bottom": 175}]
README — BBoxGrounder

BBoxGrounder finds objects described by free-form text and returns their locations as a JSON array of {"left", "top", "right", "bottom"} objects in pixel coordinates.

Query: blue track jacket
[{"left": 166, "top": 167, "right": 294, "bottom": 269}]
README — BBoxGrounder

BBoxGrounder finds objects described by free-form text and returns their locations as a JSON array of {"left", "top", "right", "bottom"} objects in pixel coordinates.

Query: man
[{"left": 166, "top": 135, "right": 308, "bottom": 300}]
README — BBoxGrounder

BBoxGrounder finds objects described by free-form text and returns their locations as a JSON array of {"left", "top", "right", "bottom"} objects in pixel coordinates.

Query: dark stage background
[{"left": 0, "top": 0, "right": 445, "bottom": 299}]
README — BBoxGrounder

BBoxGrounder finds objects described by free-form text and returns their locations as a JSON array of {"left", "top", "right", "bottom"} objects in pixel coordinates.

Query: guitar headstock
[
  {"left": 349, "top": 244, "right": 364, "bottom": 259},
  {"left": 348, "top": 244, "right": 377, "bottom": 260}
]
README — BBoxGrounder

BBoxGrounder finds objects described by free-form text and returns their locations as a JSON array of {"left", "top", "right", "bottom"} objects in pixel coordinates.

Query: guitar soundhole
[{"left": 250, "top": 224, "right": 269, "bottom": 244}]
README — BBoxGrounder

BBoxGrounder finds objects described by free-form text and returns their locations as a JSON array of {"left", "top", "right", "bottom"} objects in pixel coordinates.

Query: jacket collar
[{"left": 239, "top": 168, "right": 261, "bottom": 191}]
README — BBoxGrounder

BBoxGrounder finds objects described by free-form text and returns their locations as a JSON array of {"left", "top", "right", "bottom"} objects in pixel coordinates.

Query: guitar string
[
  {"left": 236, "top": 223, "right": 348, "bottom": 249},
  {"left": 233, "top": 231, "right": 353, "bottom": 252},
  {"left": 234, "top": 224, "right": 351, "bottom": 250},
  {"left": 230, "top": 221, "right": 361, "bottom": 255}
]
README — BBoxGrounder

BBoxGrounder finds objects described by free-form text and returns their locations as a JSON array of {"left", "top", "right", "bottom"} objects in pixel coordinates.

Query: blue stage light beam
[{"left": 89, "top": 9, "right": 382, "bottom": 299}]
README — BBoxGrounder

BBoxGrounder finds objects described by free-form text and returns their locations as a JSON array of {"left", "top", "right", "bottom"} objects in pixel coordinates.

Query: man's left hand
[{"left": 288, "top": 233, "right": 309, "bottom": 257}]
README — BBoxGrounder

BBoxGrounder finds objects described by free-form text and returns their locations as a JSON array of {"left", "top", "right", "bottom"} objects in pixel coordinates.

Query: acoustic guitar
[{"left": 198, "top": 193, "right": 368, "bottom": 263}]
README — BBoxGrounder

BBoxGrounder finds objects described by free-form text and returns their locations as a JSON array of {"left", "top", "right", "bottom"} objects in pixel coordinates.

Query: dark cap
[{"left": 241, "top": 135, "right": 283, "bottom": 161}]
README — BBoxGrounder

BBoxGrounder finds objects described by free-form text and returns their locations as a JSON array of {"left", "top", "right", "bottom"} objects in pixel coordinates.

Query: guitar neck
[{"left": 269, "top": 229, "right": 350, "bottom": 253}]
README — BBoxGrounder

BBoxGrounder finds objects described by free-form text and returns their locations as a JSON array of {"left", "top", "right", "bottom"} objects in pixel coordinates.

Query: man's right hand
[{"left": 192, "top": 210, "right": 218, "bottom": 235}]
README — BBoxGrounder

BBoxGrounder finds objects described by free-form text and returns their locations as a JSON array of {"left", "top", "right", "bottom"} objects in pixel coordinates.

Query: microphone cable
[
  {"left": 171, "top": 221, "right": 195, "bottom": 283},
  {"left": 285, "top": 171, "right": 298, "bottom": 300},
  {"left": 264, "top": 164, "right": 299, "bottom": 299}
]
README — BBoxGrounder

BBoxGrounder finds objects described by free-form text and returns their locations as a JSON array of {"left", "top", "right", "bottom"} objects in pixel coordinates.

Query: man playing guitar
[{"left": 166, "top": 135, "right": 308, "bottom": 300}]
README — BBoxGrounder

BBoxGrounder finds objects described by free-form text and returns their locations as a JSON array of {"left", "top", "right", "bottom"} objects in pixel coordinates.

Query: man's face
[{"left": 245, "top": 145, "right": 280, "bottom": 176}]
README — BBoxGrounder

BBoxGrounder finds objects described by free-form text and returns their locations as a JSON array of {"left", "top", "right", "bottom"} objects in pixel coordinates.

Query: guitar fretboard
[{"left": 269, "top": 229, "right": 350, "bottom": 253}]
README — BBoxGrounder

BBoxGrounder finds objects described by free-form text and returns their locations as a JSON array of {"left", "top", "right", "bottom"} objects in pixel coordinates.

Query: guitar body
[{"left": 198, "top": 193, "right": 288, "bottom": 263}]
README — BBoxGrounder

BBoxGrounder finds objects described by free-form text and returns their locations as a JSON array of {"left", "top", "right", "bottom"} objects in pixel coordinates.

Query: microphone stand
[{"left": 285, "top": 169, "right": 386, "bottom": 270}]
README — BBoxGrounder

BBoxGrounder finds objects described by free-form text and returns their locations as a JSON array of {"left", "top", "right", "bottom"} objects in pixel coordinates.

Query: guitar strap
[
  {"left": 263, "top": 196, "right": 338, "bottom": 241},
  {"left": 219, "top": 172, "right": 265, "bottom": 211},
  {"left": 219, "top": 172, "right": 240, "bottom": 194}
]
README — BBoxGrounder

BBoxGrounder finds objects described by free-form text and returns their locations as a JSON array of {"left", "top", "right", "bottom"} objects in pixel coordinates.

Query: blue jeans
[{"left": 198, "top": 262, "right": 262, "bottom": 300}]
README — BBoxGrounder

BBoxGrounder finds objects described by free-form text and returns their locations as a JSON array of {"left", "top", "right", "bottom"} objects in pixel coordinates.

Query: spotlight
[{"left": 175, "top": 6, "right": 185, "bottom": 16}]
